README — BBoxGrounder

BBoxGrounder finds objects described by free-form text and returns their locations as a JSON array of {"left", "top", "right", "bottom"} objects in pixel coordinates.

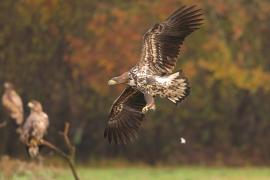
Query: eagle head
[
  {"left": 4, "top": 82, "right": 14, "bottom": 90},
  {"left": 108, "top": 72, "right": 129, "bottom": 86},
  {"left": 28, "top": 100, "right": 43, "bottom": 112}
]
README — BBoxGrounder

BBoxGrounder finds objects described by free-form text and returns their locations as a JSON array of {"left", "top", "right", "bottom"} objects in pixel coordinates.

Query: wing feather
[
  {"left": 138, "top": 6, "right": 203, "bottom": 75},
  {"left": 104, "top": 86, "right": 146, "bottom": 144}
]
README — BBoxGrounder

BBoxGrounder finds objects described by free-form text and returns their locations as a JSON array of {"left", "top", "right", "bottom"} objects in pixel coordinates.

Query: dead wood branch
[
  {"left": 14, "top": 121, "right": 80, "bottom": 180},
  {"left": 59, "top": 122, "right": 76, "bottom": 162},
  {"left": 40, "top": 139, "right": 80, "bottom": 180}
]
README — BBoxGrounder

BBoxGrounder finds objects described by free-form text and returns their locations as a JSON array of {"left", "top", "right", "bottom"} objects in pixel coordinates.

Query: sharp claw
[
  {"left": 142, "top": 104, "right": 156, "bottom": 114},
  {"left": 142, "top": 107, "right": 148, "bottom": 114}
]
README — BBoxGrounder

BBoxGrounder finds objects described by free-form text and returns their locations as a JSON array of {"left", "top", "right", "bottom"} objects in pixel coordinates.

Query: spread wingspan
[{"left": 105, "top": 6, "right": 203, "bottom": 145}]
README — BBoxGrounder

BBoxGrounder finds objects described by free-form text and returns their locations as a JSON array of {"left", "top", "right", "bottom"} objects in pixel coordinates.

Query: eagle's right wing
[
  {"left": 138, "top": 6, "right": 203, "bottom": 75},
  {"left": 21, "top": 115, "right": 34, "bottom": 143},
  {"left": 104, "top": 86, "right": 146, "bottom": 144}
]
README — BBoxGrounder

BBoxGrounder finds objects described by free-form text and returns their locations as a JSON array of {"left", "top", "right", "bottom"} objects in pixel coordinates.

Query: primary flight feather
[{"left": 105, "top": 5, "right": 203, "bottom": 144}]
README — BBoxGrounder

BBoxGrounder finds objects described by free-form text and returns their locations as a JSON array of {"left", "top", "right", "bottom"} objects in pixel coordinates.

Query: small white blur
[{"left": 180, "top": 137, "right": 186, "bottom": 144}]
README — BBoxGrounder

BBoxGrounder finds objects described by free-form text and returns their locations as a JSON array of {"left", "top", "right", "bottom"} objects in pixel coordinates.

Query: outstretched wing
[
  {"left": 138, "top": 6, "right": 203, "bottom": 75},
  {"left": 104, "top": 86, "right": 146, "bottom": 144}
]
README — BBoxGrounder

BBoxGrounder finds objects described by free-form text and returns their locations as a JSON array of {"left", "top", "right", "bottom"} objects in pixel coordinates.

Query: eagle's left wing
[
  {"left": 138, "top": 6, "right": 203, "bottom": 75},
  {"left": 104, "top": 86, "right": 146, "bottom": 144},
  {"left": 21, "top": 114, "right": 34, "bottom": 143},
  {"left": 2, "top": 90, "right": 24, "bottom": 125}
]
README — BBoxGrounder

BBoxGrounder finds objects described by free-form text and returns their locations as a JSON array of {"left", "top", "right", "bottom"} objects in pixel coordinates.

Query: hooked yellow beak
[{"left": 108, "top": 79, "right": 117, "bottom": 85}]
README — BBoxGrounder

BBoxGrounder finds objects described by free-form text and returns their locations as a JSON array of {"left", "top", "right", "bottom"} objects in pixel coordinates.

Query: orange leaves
[
  {"left": 202, "top": 35, "right": 220, "bottom": 52},
  {"left": 17, "top": 0, "right": 60, "bottom": 24},
  {"left": 249, "top": 67, "right": 270, "bottom": 92},
  {"left": 183, "top": 61, "right": 198, "bottom": 79},
  {"left": 70, "top": 1, "right": 207, "bottom": 93},
  {"left": 66, "top": 1, "right": 270, "bottom": 95},
  {"left": 87, "top": 12, "right": 108, "bottom": 36},
  {"left": 198, "top": 29, "right": 270, "bottom": 93},
  {"left": 207, "top": 0, "right": 229, "bottom": 16},
  {"left": 69, "top": 5, "right": 148, "bottom": 93},
  {"left": 257, "top": 1, "right": 270, "bottom": 21},
  {"left": 198, "top": 58, "right": 270, "bottom": 93}
]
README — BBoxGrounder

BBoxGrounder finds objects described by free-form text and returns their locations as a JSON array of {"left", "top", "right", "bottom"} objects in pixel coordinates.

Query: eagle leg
[{"left": 142, "top": 93, "right": 156, "bottom": 113}]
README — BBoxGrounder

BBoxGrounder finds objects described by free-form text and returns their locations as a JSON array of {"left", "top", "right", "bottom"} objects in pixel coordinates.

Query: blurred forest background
[{"left": 0, "top": 0, "right": 270, "bottom": 166}]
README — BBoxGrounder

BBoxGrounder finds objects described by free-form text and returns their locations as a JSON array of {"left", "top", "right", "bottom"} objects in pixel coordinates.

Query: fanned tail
[
  {"left": 154, "top": 70, "right": 190, "bottom": 104},
  {"left": 166, "top": 70, "right": 190, "bottom": 104}
]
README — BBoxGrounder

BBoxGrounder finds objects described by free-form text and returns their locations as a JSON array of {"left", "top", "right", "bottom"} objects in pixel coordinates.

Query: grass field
[{"left": 1, "top": 166, "right": 270, "bottom": 180}]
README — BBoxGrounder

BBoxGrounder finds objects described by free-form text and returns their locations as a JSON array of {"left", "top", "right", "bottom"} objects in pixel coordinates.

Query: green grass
[{"left": 1, "top": 166, "right": 270, "bottom": 180}]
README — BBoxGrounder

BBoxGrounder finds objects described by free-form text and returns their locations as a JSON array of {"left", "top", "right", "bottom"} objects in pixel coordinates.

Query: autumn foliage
[{"left": 0, "top": 0, "right": 270, "bottom": 165}]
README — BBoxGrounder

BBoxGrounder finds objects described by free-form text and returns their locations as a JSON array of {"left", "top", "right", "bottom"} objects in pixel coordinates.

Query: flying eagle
[
  {"left": 104, "top": 6, "right": 203, "bottom": 144},
  {"left": 2, "top": 82, "right": 24, "bottom": 126},
  {"left": 21, "top": 100, "right": 49, "bottom": 158}
]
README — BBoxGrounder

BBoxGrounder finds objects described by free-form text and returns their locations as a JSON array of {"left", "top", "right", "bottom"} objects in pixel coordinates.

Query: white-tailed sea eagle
[
  {"left": 105, "top": 6, "right": 203, "bottom": 144},
  {"left": 21, "top": 100, "right": 49, "bottom": 158},
  {"left": 2, "top": 82, "right": 24, "bottom": 126}
]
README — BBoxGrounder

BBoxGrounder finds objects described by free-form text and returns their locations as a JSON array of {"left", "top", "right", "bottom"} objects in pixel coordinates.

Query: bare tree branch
[
  {"left": 1, "top": 84, "right": 80, "bottom": 180},
  {"left": 12, "top": 119, "right": 80, "bottom": 180},
  {"left": 40, "top": 139, "right": 80, "bottom": 180},
  {"left": 59, "top": 122, "right": 76, "bottom": 163}
]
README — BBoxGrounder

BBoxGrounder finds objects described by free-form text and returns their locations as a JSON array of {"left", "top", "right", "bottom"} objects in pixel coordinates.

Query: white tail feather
[{"left": 155, "top": 71, "right": 190, "bottom": 104}]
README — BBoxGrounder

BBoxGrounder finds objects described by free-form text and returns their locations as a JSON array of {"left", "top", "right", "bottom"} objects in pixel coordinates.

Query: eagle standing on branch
[
  {"left": 104, "top": 6, "right": 203, "bottom": 144},
  {"left": 2, "top": 82, "right": 24, "bottom": 126},
  {"left": 21, "top": 100, "right": 49, "bottom": 158}
]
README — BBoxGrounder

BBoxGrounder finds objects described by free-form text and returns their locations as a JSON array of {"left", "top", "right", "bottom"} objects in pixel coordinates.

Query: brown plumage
[
  {"left": 104, "top": 86, "right": 146, "bottom": 144},
  {"left": 138, "top": 5, "right": 203, "bottom": 75},
  {"left": 21, "top": 100, "right": 49, "bottom": 158},
  {"left": 106, "top": 6, "right": 203, "bottom": 144},
  {"left": 2, "top": 82, "right": 24, "bottom": 126}
]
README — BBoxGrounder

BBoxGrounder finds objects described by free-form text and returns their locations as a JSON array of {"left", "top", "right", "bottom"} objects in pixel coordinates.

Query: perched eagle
[
  {"left": 21, "top": 100, "right": 49, "bottom": 158},
  {"left": 104, "top": 6, "right": 203, "bottom": 144},
  {"left": 2, "top": 82, "right": 24, "bottom": 126}
]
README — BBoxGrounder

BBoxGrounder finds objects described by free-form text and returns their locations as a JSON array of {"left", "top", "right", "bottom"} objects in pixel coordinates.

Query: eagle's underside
[
  {"left": 129, "top": 67, "right": 190, "bottom": 104},
  {"left": 105, "top": 5, "right": 203, "bottom": 144}
]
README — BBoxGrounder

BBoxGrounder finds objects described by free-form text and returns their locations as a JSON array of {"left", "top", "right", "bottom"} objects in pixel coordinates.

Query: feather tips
[
  {"left": 104, "top": 86, "right": 146, "bottom": 144},
  {"left": 139, "top": 6, "right": 203, "bottom": 75}
]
